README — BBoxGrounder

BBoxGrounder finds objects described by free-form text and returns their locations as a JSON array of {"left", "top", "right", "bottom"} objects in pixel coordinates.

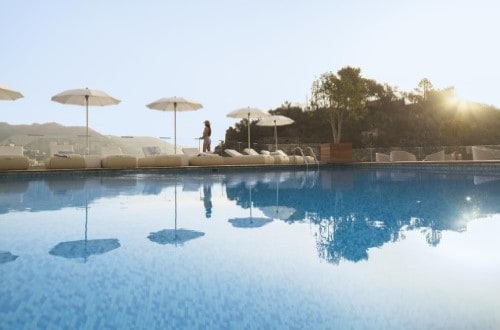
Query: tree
[
  {"left": 417, "top": 78, "right": 434, "bottom": 102},
  {"left": 310, "top": 66, "right": 369, "bottom": 143}
]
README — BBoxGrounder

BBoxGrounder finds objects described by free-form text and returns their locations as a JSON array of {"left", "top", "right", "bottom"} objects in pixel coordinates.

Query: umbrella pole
[
  {"left": 247, "top": 113, "right": 251, "bottom": 150},
  {"left": 174, "top": 182, "right": 178, "bottom": 231},
  {"left": 174, "top": 103, "right": 177, "bottom": 154},
  {"left": 275, "top": 180, "right": 279, "bottom": 217},
  {"left": 84, "top": 194, "right": 88, "bottom": 262},
  {"left": 85, "top": 95, "right": 89, "bottom": 155},
  {"left": 274, "top": 122, "right": 278, "bottom": 151},
  {"left": 249, "top": 186, "right": 252, "bottom": 220}
]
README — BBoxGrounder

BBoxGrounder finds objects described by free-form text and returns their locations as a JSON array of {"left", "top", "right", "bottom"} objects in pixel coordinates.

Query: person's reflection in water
[{"left": 203, "top": 182, "right": 213, "bottom": 219}]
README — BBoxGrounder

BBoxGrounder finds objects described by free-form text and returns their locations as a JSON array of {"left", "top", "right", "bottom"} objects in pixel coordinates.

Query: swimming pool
[{"left": 1, "top": 166, "right": 499, "bottom": 329}]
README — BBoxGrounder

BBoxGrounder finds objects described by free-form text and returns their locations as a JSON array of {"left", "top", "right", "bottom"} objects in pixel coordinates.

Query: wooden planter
[{"left": 320, "top": 143, "right": 353, "bottom": 163}]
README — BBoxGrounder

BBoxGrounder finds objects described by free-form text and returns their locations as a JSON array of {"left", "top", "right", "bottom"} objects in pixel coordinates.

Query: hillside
[{"left": 0, "top": 122, "right": 176, "bottom": 157}]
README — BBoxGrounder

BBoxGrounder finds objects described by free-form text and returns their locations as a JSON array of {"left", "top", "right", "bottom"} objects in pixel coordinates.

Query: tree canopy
[{"left": 224, "top": 67, "right": 500, "bottom": 149}]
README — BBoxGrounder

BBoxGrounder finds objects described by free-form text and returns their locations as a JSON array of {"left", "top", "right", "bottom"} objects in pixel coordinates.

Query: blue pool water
[{"left": 1, "top": 167, "right": 499, "bottom": 329}]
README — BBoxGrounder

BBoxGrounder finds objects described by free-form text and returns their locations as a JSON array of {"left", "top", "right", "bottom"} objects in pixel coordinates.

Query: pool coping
[{"left": 1, "top": 160, "right": 500, "bottom": 178}]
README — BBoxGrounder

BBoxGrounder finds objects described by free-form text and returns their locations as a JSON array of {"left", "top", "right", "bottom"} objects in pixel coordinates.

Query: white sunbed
[
  {"left": 224, "top": 149, "right": 273, "bottom": 165},
  {"left": 260, "top": 150, "right": 289, "bottom": 165},
  {"left": 390, "top": 150, "right": 417, "bottom": 162},
  {"left": 243, "top": 148, "right": 276, "bottom": 164},
  {"left": 269, "top": 149, "right": 315, "bottom": 165},
  {"left": 138, "top": 146, "right": 186, "bottom": 167},
  {"left": 277, "top": 149, "right": 316, "bottom": 165},
  {"left": 47, "top": 144, "right": 85, "bottom": 169},
  {"left": 0, "top": 145, "right": 29, "bottom": 170},
  {"left": 100, "top": 146, "right": 137, "bottom": 169},
  {"left": 423, "top": 150, "right": 445, "bottom": 161},
  {"left": 472, "top": 146, "right": 500, "bottom": 160},
  {"left": 375, "top": 153, "right": 391, "bottom": 162},
  {"left": 183, "top": 148, "right": 224, "bottom": 166}
]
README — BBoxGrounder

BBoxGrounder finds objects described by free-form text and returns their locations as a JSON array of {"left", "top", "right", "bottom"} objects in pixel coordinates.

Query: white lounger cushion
[
  {"left": 0, "top": 146, "right": 29, "bottom": 170},
  {"left": 101, "top": 147, "right": 137, "bottom": 169}
]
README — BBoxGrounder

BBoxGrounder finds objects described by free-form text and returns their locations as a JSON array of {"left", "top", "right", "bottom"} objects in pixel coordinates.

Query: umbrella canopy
[
  {"left": 256, "top": 115, "right": 294, "bottom": 151},
  {"left": 51, "top": 88, "right": 120, "bottom": 154},
  {"left": 227, "top": 107, "right": 270, "bottom": 149},
  {"left": 228, "top": 217, "right": 273, "bottom": 228},
  {"left": 260, "top": 206, "right": 296, "bottom": 220},
  {"left": 0, "top": 251, "right": 19, "bottom": 264},
  {"left": 148, "top": 228, "right": 205, "bottom": 245},
  {"left": 49, "top": 239, "right": 121, "bottom": 260},
  {"left": 146, "top": 97, "right": 203, "bottom": 154},
  {"left": 0, "top": 83, "right": 23, "bottom": 100}
]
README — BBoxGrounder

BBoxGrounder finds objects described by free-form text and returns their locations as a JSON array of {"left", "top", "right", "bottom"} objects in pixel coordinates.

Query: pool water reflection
[{"left": 1, "top": 168, "right": 499, "bottom": 329}]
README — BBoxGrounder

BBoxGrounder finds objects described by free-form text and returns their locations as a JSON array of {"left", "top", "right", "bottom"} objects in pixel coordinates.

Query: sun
[{"left": 446, "top": 94, "right": 474, "bottom": 112}]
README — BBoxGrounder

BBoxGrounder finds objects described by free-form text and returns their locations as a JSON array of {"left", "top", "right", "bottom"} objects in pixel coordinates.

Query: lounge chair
[
  {"left": 47, "top": 144, "right": 85, "bottom": 169},
  {"left": 444, "top": 151, "right": 461, "bottom": 161},
  {"left": 269, "top": 149, "right": 315, "bottom": 165},
  {"left": 423, "top": 150, "right": 444, "bottom": 161},
  {"left": 260, "top": 150, "right": 290, "bottom": 165},
  {"left": 224, "top": 149, "right": 273, "bottom": 165},
  {"left": 84, "top": 154, "right": 102, "bottom": 168},
  {"left": 273, "top": 149, "right": 315, "bottom": 165},
  {"left": 472, "top": 146, "right": 500, "bottom": 160},
  {"left": 182, "top": 148, "right": 224, "bottom": 166},
  {"left": 138, "top": 146, "right": 185, "bottom": 167},
  {"left": 243, "top": 148, "right": 276, "bottom": 164},
  {"left": 390, "top": 150, "right": 417, "bottom": 162},
  {"left": 100, "top": 146, "right": 137, "bottom": 169},
  {"left": 0, "top": 146, "right": 29, "bottom": 170},
  {"left": 375, "top": 153, "right": 391, "bottom": 162}
]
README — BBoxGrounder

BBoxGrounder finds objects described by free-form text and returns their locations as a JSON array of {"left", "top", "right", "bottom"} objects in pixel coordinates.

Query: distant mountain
[{"left": 0, "top": 122, "right": 176, "bottom": 157}]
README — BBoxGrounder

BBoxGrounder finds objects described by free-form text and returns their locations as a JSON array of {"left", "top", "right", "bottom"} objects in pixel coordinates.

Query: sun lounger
[
  {"left": 260, "top": 150, "right": 289, "bottom": 164},
  {"left": 423, "top": 150, "right": 445, "bottom": 161},
  {"left": 272, "top": 149, "right": 315, "bottom": 165},
  {"left": 390, "top": 150, "right": 417, "bottom": 162},
  {"left": 100, "top": 146, "right": 137, "bottom": 169},
  {"left": 0, "top": 146, "right": 29, "bottom": 170},
  {"left": 84, "top": 155, "right": 102, "bottom": 168},
  {"left": 472, "top": 146, "right": 500, "bottom": 160},
  {"left": 138, "top": 146, "right": 185, "bottom": 167},
  {"left": 224, "top": 149, "right": 273, "bottom": 165},
  {"left": 182, "top": 148, "right": 224, "bottom": 166},
  {"left": 375, "top": 153, "right": 390, "bottom": 162},
  {"left": 47, "top": 144, "right": 85, "bottom": 169},
  {"left": 243, "top": 148, "right": 275, "bottom": 164}
]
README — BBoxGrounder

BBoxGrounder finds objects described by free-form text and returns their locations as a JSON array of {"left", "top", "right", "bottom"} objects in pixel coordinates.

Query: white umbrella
[
  {"left": 227, "top": 107, "right": 270, "bottom": 149},
  {"left": 146, "top": 97, "right": 203, "bottom": 154},
  {"left": 51, "top": 88, "right": 121, "bottom": 154},
  {"left": 0, "top": 83, "right": 23, "bottom": 101},
  {"left": 256, "top": 115, "right": 294, "bottom": 151}
]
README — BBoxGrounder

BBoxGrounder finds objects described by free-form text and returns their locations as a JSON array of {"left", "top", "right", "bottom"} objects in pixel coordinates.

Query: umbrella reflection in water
[
  {"left": 228, "top": 184, "right": 273, "bottom": 228},
  {"left": 148, "top": 182, "right": 205, "bottom": 246},
  {"left": 260, "top": 174, "right": 296, "bottom": 220},
  {"left": 49, "top": 193, "right": 120, "bottom": 262},
  {"left": 0, "top": 251, "right": 19, "bottom": 265}
]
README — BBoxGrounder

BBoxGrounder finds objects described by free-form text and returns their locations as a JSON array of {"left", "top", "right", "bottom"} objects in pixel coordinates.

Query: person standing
[{"left": 200, "top": 120, "right": 211, "bottom": 152}]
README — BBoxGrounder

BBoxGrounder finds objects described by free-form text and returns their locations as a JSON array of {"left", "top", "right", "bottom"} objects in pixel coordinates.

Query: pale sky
[{"left": 2, "top": 0, "right": 499, "bottom": 148}]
